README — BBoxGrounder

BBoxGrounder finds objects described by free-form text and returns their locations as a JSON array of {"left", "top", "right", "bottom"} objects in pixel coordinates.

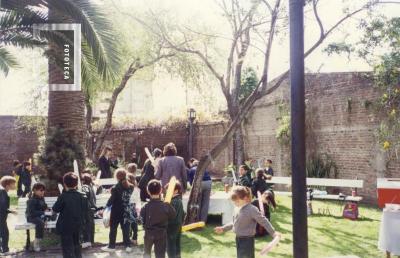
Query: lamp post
[{"left": 188, "top": 108, "right": 196, "bottom": 159}]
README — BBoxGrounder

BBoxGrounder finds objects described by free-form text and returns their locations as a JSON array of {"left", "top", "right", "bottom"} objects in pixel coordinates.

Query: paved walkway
[{"left": 2, "top": 246, "right": 143, "bottom": 257}]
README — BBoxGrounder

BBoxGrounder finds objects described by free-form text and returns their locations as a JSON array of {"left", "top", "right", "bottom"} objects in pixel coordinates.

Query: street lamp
[
  {"left": 188, "top": 108, "right": 196, "bottom": 160},
  {"left": 188, "top": 108, "right": 196, "bottom": 122}
]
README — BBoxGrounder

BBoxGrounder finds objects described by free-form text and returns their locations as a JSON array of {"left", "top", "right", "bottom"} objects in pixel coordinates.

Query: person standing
[
  {"left": 81, "top": 173, "right": 97, "bottom": 247},
  {"left": 102, "top": 169, "right": 134, "bottom": 253},
  {"left": 53, "top": 172, "right": 88, "bottom": 258},
  {"left": 18, "top": 161, "right": 32, "bottom": 198},
  {"left": 156, "top": 143, "right": 187, "bottom": 192},
  {"left": 138, "top": 148, "right": 162, "bottom": 202},
  {"left": 0, "top": 176, "right": 17, "bottom": 254},
  {"left": 188, "top": 159, "right": 212, "bottom": 223},
  {"left": 98, "top": 146, "right": 118, "bottom": 179},
  {"left": 264, "top": 159, "right": 274, "bottom": 176}
]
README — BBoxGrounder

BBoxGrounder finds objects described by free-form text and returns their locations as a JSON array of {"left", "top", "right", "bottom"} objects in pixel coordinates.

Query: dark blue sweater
[{"left": 188, "top": 166, "right": 211, "bottom": 185}]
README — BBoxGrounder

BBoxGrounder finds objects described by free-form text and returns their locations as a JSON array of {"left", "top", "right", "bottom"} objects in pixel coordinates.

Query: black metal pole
[
  {"left": 188, "top": 119, "right": 194, "bottom": 159},
  {"left": 289, "top": 0, "right": 308, "bottom": 257}
]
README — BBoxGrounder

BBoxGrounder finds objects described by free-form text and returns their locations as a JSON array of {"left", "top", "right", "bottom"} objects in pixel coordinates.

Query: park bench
[
  {"left": 267, "top": 176, "right": 364, "bottom": 215},
  {"left": 15, "top": 194, "right": 110, "bottom": 250}
]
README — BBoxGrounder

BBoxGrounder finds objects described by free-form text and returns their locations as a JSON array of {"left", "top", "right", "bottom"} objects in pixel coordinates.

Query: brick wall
[
  {"left": 0, "top": 116, "right": 39, "bottom": 176},
  {"left": 245, "top": 72, "right": 400, "bottom": 203}
]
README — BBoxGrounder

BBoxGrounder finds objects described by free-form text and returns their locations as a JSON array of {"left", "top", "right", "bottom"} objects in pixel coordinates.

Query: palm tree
[{"left": 1, "top": 0, "right": 120, "bottom": 188}]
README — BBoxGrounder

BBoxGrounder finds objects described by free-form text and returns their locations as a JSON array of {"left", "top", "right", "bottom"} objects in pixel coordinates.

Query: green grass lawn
[{"left": 8, "top": 191, "right": 385, "bottom": 258}]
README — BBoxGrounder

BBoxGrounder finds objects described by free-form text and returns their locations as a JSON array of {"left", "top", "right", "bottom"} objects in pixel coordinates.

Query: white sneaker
[
  {"left": 126, "top": 247, "right": 132, "bottom": 253},
  {"left": 101, "top": 246, "right": 116, "bottom": 252},
  {"left": 33, "top": 239, "right": 41, "bottom": 252},
  {"left": 81, "top": 242, "right": 92, "bottom": 248}
]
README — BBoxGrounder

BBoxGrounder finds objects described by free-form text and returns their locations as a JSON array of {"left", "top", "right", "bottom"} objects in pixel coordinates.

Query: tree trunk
[
  {"left": 233, "top": 128, "right": 245, "bottom": 167},
  {"left": 46, "top": 11, "right": 85, "bottom": 193},
  {"left": 85, "top": 96, "right": 94, "bottom": 158}
]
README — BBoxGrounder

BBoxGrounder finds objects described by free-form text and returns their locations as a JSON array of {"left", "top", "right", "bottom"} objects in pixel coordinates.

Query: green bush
[{"left": 39, "top": 127, "right": 85, "bottom": 189}]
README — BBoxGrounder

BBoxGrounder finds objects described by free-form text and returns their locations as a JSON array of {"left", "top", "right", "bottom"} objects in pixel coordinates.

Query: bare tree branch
[{"left": 313, "top": 0, "right": 324, "bottom": 39}]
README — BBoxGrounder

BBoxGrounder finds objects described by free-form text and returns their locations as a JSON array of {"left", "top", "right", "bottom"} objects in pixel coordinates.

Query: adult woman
[
  {"left": 138, "top": 148, "right": 162, "bottom": 202},
  {"left": 188, "top": 158, "right": 212, "bottom": 222},
  {"left": 98, "top": 146, "right": 118, "bottom": 179},
  {"left": 156, "top": 143, "right": 187, "bottom": 192}
]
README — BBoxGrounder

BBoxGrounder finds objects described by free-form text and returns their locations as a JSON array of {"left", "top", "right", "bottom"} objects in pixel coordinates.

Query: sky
[{"left": 0, "top": 0, "right": 399, "bottom": 116}]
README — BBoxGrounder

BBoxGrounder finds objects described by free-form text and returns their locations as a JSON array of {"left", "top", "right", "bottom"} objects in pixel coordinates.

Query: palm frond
[
  {"left": 46, "top": 0, "right": 121, "bottom": 81},
  {"left": 0, "top": 46, "right": 19, "bottom": 76}
]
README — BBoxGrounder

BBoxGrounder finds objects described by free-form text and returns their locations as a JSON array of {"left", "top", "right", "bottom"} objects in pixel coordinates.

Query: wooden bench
[
  {"left": 266, "top": 176, "right": 364, "bottom": 215},
  {"left": 15, "top": 194, "right": 110, "bottom": 249}
]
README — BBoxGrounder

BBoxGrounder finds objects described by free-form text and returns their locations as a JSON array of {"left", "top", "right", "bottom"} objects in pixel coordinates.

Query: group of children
[{"left": 0, "top": 158, "right": 281, "bottom": 258}]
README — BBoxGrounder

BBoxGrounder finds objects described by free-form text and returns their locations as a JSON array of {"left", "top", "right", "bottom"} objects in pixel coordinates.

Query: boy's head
[
  {"left": 255, "top": 168, "right": 265, "bottom": 179},
  {"left": 239, "top": 165, "right": 248, "bottom": 176},
  {"left": 165, "top": 181, "right": 182, "bottom": 195},
  {"left": 13, "top": 160, "right": 21, "bottom": 167},
  {"left": 127, "top": 172, "right": 136, "bottom": 185},
  {"left": 127, "top": 163, "right": 137, "bottom": 174},
  {"left": 261, "top": 190, "right": 277, "bottom": 208},
  {"left": 81, "top": 173, "right": 92, "bottom": 185},
  {"left": 115, "top": 168, "right": 127, "bottom": 182},
  {"left": 153, "top": 148, "right": 162, "bottom": 158},
  {"left": 230, "top": 185, "right": 252, "bottom": 207},
  {"left": 63, "top": 172, "right": 78, "bottom": 189},
  {"left": 265, "top": 159, "right": 272, "bottom": 166},
  {"left": 147, "top": 179, "right": 162, "bottom": 197},
  {"left": 32, "top": 182, "right": 46, "bottom": 198},
  {"left": 0, "top": 176, "right": 16, "bottom": 191},
  {"left": 23, "top": 161, "right": 31, "bottom": 169}
]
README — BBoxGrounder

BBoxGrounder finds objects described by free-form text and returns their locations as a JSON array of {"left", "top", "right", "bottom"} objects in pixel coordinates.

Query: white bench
[
  {"left": 266, "top": 176, "right": 364, "bottom": 215},
  {"left": 15, "top": 194, "right": 110, "bottom": 249}
]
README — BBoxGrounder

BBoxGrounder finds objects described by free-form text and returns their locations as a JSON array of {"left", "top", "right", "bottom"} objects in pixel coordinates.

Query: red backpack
[{"left": 342, "top": 202, "right": 359, "bottom": 220}]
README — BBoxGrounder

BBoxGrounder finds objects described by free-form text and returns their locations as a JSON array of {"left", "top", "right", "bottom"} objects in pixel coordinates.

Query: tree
[
  {"left": 327, "top": 16, "right": 400, "bottom": 156},
  {"left": 1, "top": 0, "right": 120, "bottom": 191},
  {"left": 183, "top": 0, "right": 396, "bottom": 224}
]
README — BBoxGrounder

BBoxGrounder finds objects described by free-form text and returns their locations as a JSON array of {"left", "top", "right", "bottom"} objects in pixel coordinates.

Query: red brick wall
[
  {"left": 0, "top": 116, "right": 39, "bottom": 176},
  {"left": 245, "top": 72, "right": 400, "bottom": 203}
]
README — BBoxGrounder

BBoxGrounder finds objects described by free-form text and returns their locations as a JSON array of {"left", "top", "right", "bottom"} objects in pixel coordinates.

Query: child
[
  {"left": 102, "top": 168, "right": 134, "bottom": 253},
  {"left": 166, "top": 181, "right": 185, "bottom": 258},
  {"left": 251, "top": 168, "right": 271, "bottom": 197},
  {"left": 265, "top": 159, "right": 274, "bottom": 176},
  {"left": 251, "top": 190, "right": 276, "bottom": 237},
  {"left": 81, "top": 173, "right": 97, "bottom": 247},
  {"left": 0, "top": 176, "right": 17, "bottom": 254},
  {"left": 238, "top": 165, "right": 252, "bottom": 188},
  {"left": 53, "top": 172, "right": 89, "bottom": 258},
  {"left": 16, "top": 161, "right": 32, "bottom": 197},
  {"left": 126, "top": 172, "right": 139, "bottom": 245},
  {"left": 215, "top": 186, "right": 280, "bottom": 258},
  {"left": 141, "top": 179, "right": 176, "bottom": 258},
  {"left": 26, "top": 182, "right": 48, "bottom": 252}
]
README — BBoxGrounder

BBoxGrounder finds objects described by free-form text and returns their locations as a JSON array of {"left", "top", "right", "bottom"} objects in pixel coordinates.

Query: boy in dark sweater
[
  {"left": 238, "top": 165, "right": 252, "bottom": 188},
  {"left": 141, "top": 180, "right": 176, "bottom": 258},
  {"left": 0, "top": 176, "right": 17, "bottom": 254},
  {"left": 53, "top": 172, "right": 88, "bottom": 258},
  {"left": 166, "top": 182, "right": 185, "bottom": 258}
]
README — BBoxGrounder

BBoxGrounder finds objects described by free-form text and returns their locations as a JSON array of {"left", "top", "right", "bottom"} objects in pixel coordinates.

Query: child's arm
[
  {"left": 214, "top": 222, "right": 233, "bottom": 234},
  {"left": 166, "top": 203, "right": 177, "bottom": 220},
  {"left": 52, "top": 195, "right": 64, "bottom": 213},
  {"left": 251, "top": 207, "right": 275, "bottom": 236},
  {"left": 106, "top": 187, "right": 116, "bottom": 207},
  {"left": 26, "top": 199, "right": 45, "bottom": 218}
]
